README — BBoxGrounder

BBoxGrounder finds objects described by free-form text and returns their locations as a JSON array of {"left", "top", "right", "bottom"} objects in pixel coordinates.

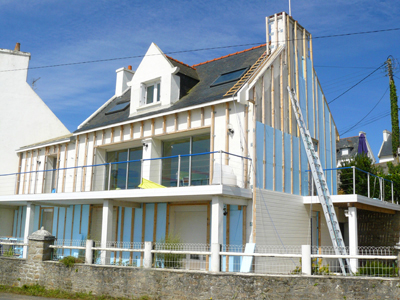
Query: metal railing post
[
  {"left": 108, "top": 163, "right": 112, "bottom": 190},
  {"left": 352, "top": 166, "right": 356, "bottom": 194},
  {"left": 177, "top": 155, "right": 181, "bottom": 187},
  {"left": 367, "top": 172, "right": 370, "bottom": 198}
]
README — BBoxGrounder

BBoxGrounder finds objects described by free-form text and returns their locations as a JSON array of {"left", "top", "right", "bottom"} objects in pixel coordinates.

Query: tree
[{"left": 388, "top": 57, "right": 399, "bottom": 160}]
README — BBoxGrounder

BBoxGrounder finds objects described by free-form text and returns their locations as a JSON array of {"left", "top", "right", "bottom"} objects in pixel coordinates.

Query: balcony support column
[
  {"left": 23, "top": 202, "right": 35, "bottom": 259},
  {"left": 100, "top": 199, "right": 113, "bottom": 265},
  {"left": 348, "top": 206, "right": 358, "bottom": 274},
  {"left": 211, "top": 196, "right": 224, "bottom": 272}
]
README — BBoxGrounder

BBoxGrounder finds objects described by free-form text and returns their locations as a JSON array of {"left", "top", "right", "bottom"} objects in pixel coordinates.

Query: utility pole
[{"left": 387, "top": 57, "right": 399, "bottom": 163}]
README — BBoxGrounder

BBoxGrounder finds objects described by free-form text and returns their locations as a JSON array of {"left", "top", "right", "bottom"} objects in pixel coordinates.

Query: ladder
[
  {"left": 224, "top": 51, "right": 269, "bottom": 97},
  {"left": 287, "top": 87, "right": 348, "bottom": 275}
]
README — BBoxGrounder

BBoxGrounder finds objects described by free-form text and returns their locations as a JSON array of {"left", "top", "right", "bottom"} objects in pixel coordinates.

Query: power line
[
  {"left": 327, "top": 63, "right": 386, "bottom": 104},
  {"left": 1, "top": 27, "right": 399, "bottom": 73},
  {"left": 340, "top": 86, "right": 389, "bottom": 135}
]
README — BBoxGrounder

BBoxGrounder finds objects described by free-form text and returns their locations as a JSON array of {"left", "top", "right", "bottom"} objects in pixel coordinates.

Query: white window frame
[{"left": 142, "top": 79, "right": 161, "bottom": 106}]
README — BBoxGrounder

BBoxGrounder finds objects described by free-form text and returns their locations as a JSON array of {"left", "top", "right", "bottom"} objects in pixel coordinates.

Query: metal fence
[{"left": 0, "top": 237, "right": 26, "bottom": 258}]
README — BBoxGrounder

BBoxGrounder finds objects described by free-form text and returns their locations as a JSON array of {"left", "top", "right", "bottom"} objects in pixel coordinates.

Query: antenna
[
  {"left": 289, "top": 0, "right": 292, "bottom": 16},
  {"left": 31, "top": 77, "right": 41, "bottom": 90}
]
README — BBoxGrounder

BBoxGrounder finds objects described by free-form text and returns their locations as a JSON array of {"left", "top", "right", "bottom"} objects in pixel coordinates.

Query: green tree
[
  {"left": 388, "top": 57, "right": 399, "bottom": 159},
  {"left": 379, "top": 162, "right": 400, "bottom": 203}
]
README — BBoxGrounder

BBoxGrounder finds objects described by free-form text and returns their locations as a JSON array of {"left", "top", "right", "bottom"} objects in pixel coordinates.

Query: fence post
[
  {"left": 352, "top": 166, "right": 356, "bottom": 194},
  {"left": 85, "top": 239, "right": 94, "bottom": 264},
  {"left": 211, "top": 243, "right": 221, "bottom": 272},
  {"left": 144, "top": 241, "right": 152, "bottom": 268},
  {"left": 301, "top": 245, "right": 311, "bottom": 275}
]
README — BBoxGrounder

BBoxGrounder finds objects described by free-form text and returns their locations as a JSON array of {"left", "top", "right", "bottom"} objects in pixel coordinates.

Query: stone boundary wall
[{"left": 1, "top": 257, "right": 400, "bottom": 299}]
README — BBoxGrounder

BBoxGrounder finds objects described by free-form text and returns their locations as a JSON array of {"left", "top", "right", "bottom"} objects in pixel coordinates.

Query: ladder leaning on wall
[{"left": 287, "top": 87, "right": 348, "bottom": 276}]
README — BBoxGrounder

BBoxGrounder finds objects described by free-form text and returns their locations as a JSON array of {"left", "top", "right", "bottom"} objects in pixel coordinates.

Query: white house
[
  {"left": 1, "top": 13, "right": 399, "bottom": 273},
  {"left": 336, "top": 131, "right": 376, "bottom": 167},
  {"left": 377, "top": 130, "right": 395, "bottom": 163},
  {"left": 0, "top": 43, "right": 70, "bottom": 236}
]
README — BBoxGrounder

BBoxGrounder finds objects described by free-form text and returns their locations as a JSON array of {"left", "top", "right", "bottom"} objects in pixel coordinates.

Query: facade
[
  {"left": 336, "top": 131, "right": 376, "bottom": 167},
  {"left": 1, "top": 13, "right": 400, "bottom": 271},
  {"left": 0, "top": 43, "right": 70, "bottom": 236}
]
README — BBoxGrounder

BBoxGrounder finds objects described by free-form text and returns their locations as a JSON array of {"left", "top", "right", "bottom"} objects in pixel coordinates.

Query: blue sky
[{"left": 1, "top": 0, "right": 399, "bottom": 158}]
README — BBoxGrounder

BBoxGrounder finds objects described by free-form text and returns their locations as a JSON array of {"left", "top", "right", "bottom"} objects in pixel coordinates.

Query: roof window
[
  {"left": 106, "top": 101, "right": 130, "bottom": 115},
  {"left": 211, "top": 67, "right": 248, "bottom": 86}
]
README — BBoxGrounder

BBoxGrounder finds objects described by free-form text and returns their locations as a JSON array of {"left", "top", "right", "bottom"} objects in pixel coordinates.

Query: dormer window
[
  {"left": 342, "top": 149, "right": 349, "bottom": 155},
  {"left": 143, "top": 80, "right": 161, "bottom": 105}
]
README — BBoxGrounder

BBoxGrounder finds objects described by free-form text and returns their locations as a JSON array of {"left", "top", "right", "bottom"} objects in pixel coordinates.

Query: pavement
[{"left": 0, "top": 293, "right": 67, "bottom": 300}]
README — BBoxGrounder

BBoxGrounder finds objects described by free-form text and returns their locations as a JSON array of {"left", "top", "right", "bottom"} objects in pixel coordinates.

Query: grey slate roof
[
  {"left": 379, "top": 134, "right": 392, "bottom": 157},
  {"left": 336, "top": 136, "right": 359, "bottom": 163},
  {"left": 74, "top": 45, "right": 266, "bottom": 133}
]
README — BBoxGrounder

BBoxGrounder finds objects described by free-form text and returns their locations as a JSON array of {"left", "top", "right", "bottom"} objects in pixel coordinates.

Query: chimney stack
[
  {"left": 115, "top": 66, "right": 135, "bottom": 97},
  {"left": 128, "top": 65, "right": 132, "bottom": 70},
  {"left": 14, "top": 43, "right": 20, "bottom": 51}
]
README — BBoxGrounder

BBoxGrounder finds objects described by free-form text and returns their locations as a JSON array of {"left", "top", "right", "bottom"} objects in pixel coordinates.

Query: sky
[{"left": 1, "top": 0, "right": 400, "bottom": 158}]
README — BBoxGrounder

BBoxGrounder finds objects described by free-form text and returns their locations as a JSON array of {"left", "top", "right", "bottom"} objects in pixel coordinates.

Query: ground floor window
[{"left": 40, "top": 207, "right": 54, "bottom": 233}]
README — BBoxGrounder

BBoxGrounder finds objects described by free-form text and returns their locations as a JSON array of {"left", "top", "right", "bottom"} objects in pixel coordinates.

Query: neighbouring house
[
  {"left": 1, "top": 13, "right": 400, "bottom": 274},
  {"left": 0, "top": 43, "right": 70, "bottom": 236},
  {"left": 336, "top": 131, "right": 376, "bottom": 167},
  {"left": 377, "top": 130, "right": 395, "bottom": 163}
]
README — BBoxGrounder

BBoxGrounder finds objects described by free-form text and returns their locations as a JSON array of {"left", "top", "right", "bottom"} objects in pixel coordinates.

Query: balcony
[{"left": 0, "top": 151, "right": 251, "bottom": 199}]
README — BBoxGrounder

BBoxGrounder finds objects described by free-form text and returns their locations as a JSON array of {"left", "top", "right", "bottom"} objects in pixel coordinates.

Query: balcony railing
[{"left": 0, "top": 151, "right": 251, "bottom": 196}]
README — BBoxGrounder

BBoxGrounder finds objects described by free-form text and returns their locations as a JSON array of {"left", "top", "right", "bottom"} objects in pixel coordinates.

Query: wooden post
[
  {"left": 201, "top": 107, "right": 205, "bottom": 127},
  {"left": 62, "top": 143, "right": 68, "bottom": 193},
  {"left": 140, "top": 121, "right": 144, "bottom": 138},
  {"left": 163, "top": 116, "right": 167, "bottom": 134},
  {"left": 15, "top": 153, "right": 22, "bottom": 195},
  {"left": 81, "top": 133, "right": 89, "bottom": 192},
  {"left": 287, "top": 15, "right": 292, "bottom": 135},
  {"left": 174, "top": 113, "right": 178, "bottom": 132},
  {"left": 90, "top": 132, "right": 97, "bottom": 191},
  {"left": 251, "top": 90, "right": 257, "bottom": 243},
  {"left": 27, "top": 150, "right": 35, "bottom": 194},
  {"left": 22, "top": 151, "right": 29, "bottom": 194},
  {"left": 187, "top": 111, "right": 191, "bottom": 129},
  {"left": 111, "top": 127, "right": 115, "bottom": 143},
  {"left": 130, "top": 123, "right": 134, "bottom": 139},
  {"left": 141, "top": 204, "right": 146, "bottom": 266},
  {"left": 151, "top": 119, "right": 155, "bottom": 136},
  {"left": 129, "top": 207, "right": 135, "bottom": 265},
  {"left": 280, "top": 53, "right": 284, "bottom": 131},
  {"left": 119, "top": 207, "right": 125, "bottom": 260},
  {"left": 242, "top": 206, "right": 247, "bottom": 244},
  {"left": 206, "top": 202, "right": 210, "bottom": 271},
  {"left": 153, "top": 203, "right": 158, "bottom": 242},
  {"left": 72, "top": 137, "right": 79, "bottom": 192}
]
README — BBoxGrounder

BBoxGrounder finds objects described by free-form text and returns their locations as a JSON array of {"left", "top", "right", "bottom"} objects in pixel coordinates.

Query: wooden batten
[
  {"left": 291, "top": 135, "right": 294, "bottom": 194},
  {"left": 187, "top": 110, "right": 191, "bottom": 129},
  {"left": 271, "top": 66, "right": 275, "bottom": 127},
  {"left": 129, "top": 207, "right": 135, "bottom": 264},
  {"left": 55, "top": 145, "right": 61, "bottom": 192},
  {"left": 79, "top": 205, "right": 83, "bottom": 234},
  {"left": 119, "top": 207, "right": 125, "bottom": 259},
  {"left": 27, "top": 150, "right": 35, "bottom": 194},
  {"left": 280, "top": 53, "right": 284, "bottom": 130},
  {"left": 110, "top": 127, "right": 115, "bottom": 143},
  {"left": 114, "top": 207, "right": 120, "bottom": 263},
  {"left": 70, "top": 206, "right": 75, "bottom": 248},
  {"left": 62, "top": 207, "right": 67, "bottom": 255},
  {"left": 153, "top": 203, "right": 158, "bottom": 242},
  {"left": 62, "top": 143, "right": 68, "bottom": 193},
  {"left": 273, "top": 129, "right": 276, "bottom": 190},
  {"left": 151, "top": 119, "right": 155, "bottom": 136},
  {"left": 130, "top": 123, "right": 134, "bottom": 139},
  {"left": 174, "top": 113, "right": 178, "bottom": 132},
  {"left": 287, "top": 15, "right": 292, "bottom": 135},
  {"left": 41, "top": 147, "right": 49, "bottom": 193},
  {"left": 15, "top": 153, "right": 22, "bottom": 194},
  {"left": 101, "top": 129, "right": 105, "bottom": 145},
  {"left": 210, "top": 106, "right": 215, "bottom": 184},
  {"left": 56, "top": 207, "right": 60, "bottom": 238},
  {"left": 263, "top": 126, "right": 266, "bottom": 189},
  {"left": 140, "top": 121, "right": 144, "bottom": 138},
  {"left": 303, "top": 28, "right": 308, "bottom": 128},
  {"left": 244, "top": 105, "right": 249, "bottom": 188},
  {"left": 242, "top": 206, "right": 247, "bottom": 244},
  {"left": 225, "top": 102, "right": 229, "bottom": 165},
  {"left": 72, "top": 136, "right": 79, "bottom": 192},
  {"left": 294, "top": 21, "right": 300, "bottom": 137},
  {"left": 22, "top": 151, "right": 29, "bottom": 194},
  {"left": 120, "top": 125, "right": 124, "bottom": 142},
  {"left": 166, "top": 203, "right": 170, "bottom": 237},
  {"left": 262, "top": 75, "right": 265, "bottom": 124},
  {"left": 81, "top": 134, "right": 89, "bottom": 192},
  {"left": 140, "top": 203, "right": 146, "bottom": 266},
  {"left": 89, "top": 132, "right": 97, "bottom": 192},
  {"left": 201, "top": 107, "right": 205, "bottom": 127},
  {"left": 163, "top": 116, "right": 167, "bottom": 134}
]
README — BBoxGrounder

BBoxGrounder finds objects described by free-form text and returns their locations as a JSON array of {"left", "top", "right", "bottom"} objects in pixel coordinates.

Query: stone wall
[
  {"left": 2, "top": 257, "right": 400, "bottom": 299},
  {"left": 358, "top": 209, "right": 400, "bottom": 246}
]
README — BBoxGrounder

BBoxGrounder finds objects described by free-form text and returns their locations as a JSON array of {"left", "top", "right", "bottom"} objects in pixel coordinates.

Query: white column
[
  {"left": 301, "top": 245, "right": 311, "bottom": 275},
  {"left": 101, "top": 199, "right": 113, "bottom": 265},
  {"left": 348, "top": 206, "right": 358, "bottom": 273},
  {"left": 211, "top": 196, "right": 223, "bottom": 272},
  {"left": 23, "top": 202, "right": 35, "bottom": 259},
  {"left": 141, "top": 138, "right": 162, "bottom": 183}
]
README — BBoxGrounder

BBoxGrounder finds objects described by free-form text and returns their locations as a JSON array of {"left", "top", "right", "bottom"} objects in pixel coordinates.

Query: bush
[
  {"left": 155, "top": 235, "right": 186, "bottom": 269},
  {"left": 59, "top": 256, "right": 83, "bottom": 267},
  {"left": 356, "top": 260, "right": 398, "bottom": 277}
]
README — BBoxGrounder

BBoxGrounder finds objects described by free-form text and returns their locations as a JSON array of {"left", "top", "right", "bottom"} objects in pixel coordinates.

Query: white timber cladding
[{"left": 15, "top": 99, "right": 252, "bottom": 194}]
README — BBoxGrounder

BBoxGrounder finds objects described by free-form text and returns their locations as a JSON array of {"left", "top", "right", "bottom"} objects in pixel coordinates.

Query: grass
[{"left": 0, "top": 284, "right": 151, "bottom": 300}]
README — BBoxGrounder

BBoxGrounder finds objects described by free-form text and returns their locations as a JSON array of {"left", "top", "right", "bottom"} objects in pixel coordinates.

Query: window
[
  {"left": 342, "top": 149, "right": 349, "bottom": 156},
  {"left": 44, "top": 156, "right": 58, "bottom": 193},
  {"left": 143, "top": 81, "right": 161, "bottom": 105},
  {"left": 105, "top": 147, "right": 143, "bottom": 190},
  {"left": 106, "top": 101, "right": 130, "bottom": 115},
  {"left": 161, "top": 134, "right": 210, "bottom": 187},
  {"left": 211, "top": 68, "right": 248, "bottom": 86}
]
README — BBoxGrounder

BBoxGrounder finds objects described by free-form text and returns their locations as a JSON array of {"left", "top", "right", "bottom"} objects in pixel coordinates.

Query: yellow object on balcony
[{"left": 138, "top": 178, "right": 166, "bottom": 189}]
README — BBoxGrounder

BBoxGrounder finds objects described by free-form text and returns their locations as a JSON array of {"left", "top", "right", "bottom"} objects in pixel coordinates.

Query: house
[
  {"left": 0, "top": 43, "right": 70, "bottom": 237},
  {"left": 336, "top": 131, "right": 376, "bottom": 167},
  {"left": 377, "top": 130, "right": 396, "bottom": 163},
  {"left": 1, "top": 13, "right": 400, "bottom": 273}
]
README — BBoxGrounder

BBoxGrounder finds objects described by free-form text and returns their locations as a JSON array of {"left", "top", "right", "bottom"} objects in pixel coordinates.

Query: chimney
[
  {"left": 359, "top": 131, "right": 366, "bottom": 137},
  {"left": 383, "top": 130, "right": 391, "bottom": 142},
  {"left": 115, "top": 66, "right": 135, "bottom": 97},
  {"left": 14, "top": 43, "right": 20, "bottom": 51}
]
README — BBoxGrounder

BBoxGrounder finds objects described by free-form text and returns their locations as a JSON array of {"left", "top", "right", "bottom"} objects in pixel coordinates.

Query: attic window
[
  {"left": 106, "top": 102, "right": 130, "bottom": 114},
  {"left": 342, "top": 149, "right": 349, "bottom": 156},
  {"left": 211, "top": 67, "right": 248, "bottom": 87}
]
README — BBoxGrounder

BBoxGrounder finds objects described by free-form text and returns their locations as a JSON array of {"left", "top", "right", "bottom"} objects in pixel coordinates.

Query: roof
[
  {"left": 74, "top": 45, "right": 266, "bottom": 134},
  {"left": 379, "top": 133, "right": 393, "bottom": 158},
  {"left": 336, "top": 136, "right": 359, "bottom": 162}
]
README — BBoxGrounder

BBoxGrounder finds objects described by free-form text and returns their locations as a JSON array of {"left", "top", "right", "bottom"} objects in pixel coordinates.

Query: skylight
[
  {"left": 211, "top": 68, "right": 248, "bottom": 86},
  {"left": 106, "top": 102, "right": 130, "bottom": 114}
]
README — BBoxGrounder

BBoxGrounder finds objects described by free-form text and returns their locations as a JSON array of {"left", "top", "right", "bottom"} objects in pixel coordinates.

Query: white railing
[
  {"left": 0, "top": 151, "right": 251, "bottom": 196},
  {"left": 48, "top": 241, "right": 399, "bottom": 278},
  {"left": 0, "top": 237, "right": 26, "bottom": 258}
]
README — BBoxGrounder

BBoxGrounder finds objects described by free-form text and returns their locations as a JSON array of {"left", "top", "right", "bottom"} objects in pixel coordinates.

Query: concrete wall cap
[{"left": 28, "top": 226, "right": 55, "bottom": 241}]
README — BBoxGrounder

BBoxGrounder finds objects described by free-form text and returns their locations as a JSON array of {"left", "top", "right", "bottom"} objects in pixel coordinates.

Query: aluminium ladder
[{"left": 287, "top": 87, "right": 348, "bottom": 275}]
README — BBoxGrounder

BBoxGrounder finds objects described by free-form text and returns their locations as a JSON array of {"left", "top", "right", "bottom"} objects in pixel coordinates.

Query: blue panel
[
  {"left": 301, "top": 140, "right": 309, "bottom": 196},
  {"left": 256, "top": 122, "right": 264, "bottom": 189},
  {"left": 33, "top": 205, "right": 40, "bottom": 231},
  {"left": 13, "top": 210, "right": 17, "bottom": 236},
  {"left": 52, "top": 207, "right": 59, "bottom": 236},
  {"left": 144, "top": 204, "right": 154, "bottom": 242},
  {"left": 299, "top": 77, "right": 307, "bottom": 128},
  {"left": 299, "top": 54, "right": 304, "bottom": 79},
  {"left": 331, "top": 119, "right": 337, "bottom": 195},
  {"left": 64, "top": 206, "right": 74, "bottom": 256},
  {"left": 123, "top": 208, "right": 132, "bottom": 243},
  {"left": 133, "top": 206, "right": 142, "bottom": 266},
  {"left": 284, "top": 133, "right": 291, "bottom": 193},
  {"left": 156, "top": 203, "right": 167, "bottom": 242},
  {"left": 58, "top": 208, "right": 66, "bottom": 241},
  {"left": 117, "top": 207, "right": 122, "bottom": 242},
  {"left": 229, "top": 206, "right": 242, "bottom": 272},
  {"left": 293, "top": 136, "right": 300, "bottom": 195},
  {"left": 72, "top": 206, "right": 82, "bottom": 240},
  {"left": 307, "top": 58, "right": 314, "bottom": 137},
  {"left": 265, "top": 125, "right": 274, "bottom": 190},
  {"left": 20, "top": 206, "right": 26, "bottom": 238},
  {"left": 275, "top": 129, "right": 283, "bottom": 192},
  {"left": 81, "top": 205, "right": 90, "bottom": 237},
  {"left": 325, "top": 103, "right": 332, "bottom": 193}
]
